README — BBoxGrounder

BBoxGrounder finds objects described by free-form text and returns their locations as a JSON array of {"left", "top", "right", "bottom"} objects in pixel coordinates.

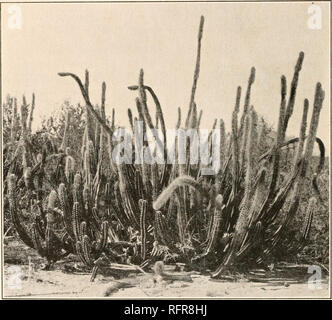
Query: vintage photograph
[{"left": 1, "top": 1, "right": 330, "bottom": 299}]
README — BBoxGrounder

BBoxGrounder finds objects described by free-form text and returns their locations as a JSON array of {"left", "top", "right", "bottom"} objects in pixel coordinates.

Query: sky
[{"left": 1, "top": 2, "right": 330, "bottom": 152}]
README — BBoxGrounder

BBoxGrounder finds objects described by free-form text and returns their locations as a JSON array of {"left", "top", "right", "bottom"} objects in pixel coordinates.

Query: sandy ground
[{"left": 3, "top": 239, "right": 330, "bottom": 299}]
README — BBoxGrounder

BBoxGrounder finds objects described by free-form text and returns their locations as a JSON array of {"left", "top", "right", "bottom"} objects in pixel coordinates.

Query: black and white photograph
[{"left": 1, "top": 1, "right": 330, "bottom": 299}]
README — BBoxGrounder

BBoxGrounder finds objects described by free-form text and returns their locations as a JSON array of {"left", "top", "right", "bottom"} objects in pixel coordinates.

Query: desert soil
[{"left": 3, "top": 239, "right": 330, "bottom": 299}]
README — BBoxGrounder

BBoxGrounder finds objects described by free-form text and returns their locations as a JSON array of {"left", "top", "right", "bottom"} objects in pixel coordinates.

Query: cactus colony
[{"left": 5, "top": 16, "right": 326, "bottom": 278}]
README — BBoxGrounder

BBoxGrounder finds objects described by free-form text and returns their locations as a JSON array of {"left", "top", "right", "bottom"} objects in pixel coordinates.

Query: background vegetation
[{"left": 2, "top": 16, "right": 329, "bottom": 278}]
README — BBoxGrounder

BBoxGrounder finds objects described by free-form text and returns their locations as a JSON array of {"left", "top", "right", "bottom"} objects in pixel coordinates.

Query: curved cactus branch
[
  {"left": 153, "top": 176, "right": 203, "bottom": 211},
  {"left": 186, "top": 15, "right": 204, "bottom": 129},
  {"left": 58, "top": 72, "right": 113, "bottom": 139}
]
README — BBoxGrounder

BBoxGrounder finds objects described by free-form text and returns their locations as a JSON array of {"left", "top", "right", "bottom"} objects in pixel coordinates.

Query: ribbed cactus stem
[
  {"left": 234, "top": 111, "right": 255, "bottom": 246},
  {"left": 240, "top": 110, "right": 254, "bottom": 209},
  {"left": 84, "top": 149, "right": 91, "bottom": 185},
  {"left": 65, "top": 155, "right": 75, "bottom": 181},
  {"left": 240, "top": 67, "right": 255, "bottom": 133},
  {"left": 257, "top": 117, "right": 265, "bottom": 148},
  {"left": 279, "top": 75, "right": 287, "bottom": 142},
  {"left": 20, "top": 95, "right": 28, "bottom": 136},
  {"left": 247, "top": 167, "right": 267, "bottom": 227},
  {"left": 205, "top": 194, "right": 223, "bottom": 253},
  {"left": 128, "top": 108, "right": 134, "bottom": 133},
  {"left": 243, "top": 109, "right": 254, "bottom": 192},
  {"left": 154, "top": 211, "right": 167, "bottom": 245},
  {"left": 94, "top": 114, "right": 101, "bottom": 160},
  {"left": 45, "top": 227, "right": 56, "bottom": 262},
  {"left": 231, "top": 86, "right": 241, "bottom": 187},
  {"left": 138, "top": 69, "right": 154, "bottom": 130},
  {"left": 22, "top": 146, "right": 28, "bottom": 170},
  {"left": 72, "top": 202, "right": 81, "bottom": 240},
  {"left": 83, "top": 183, "right": 90, "bottom": 209},
  {"left": 245, "top": 68, "right": 255, "bottom": 111},
  {"left": 7, "top": 174, "right": 16, "bottom": 204},
  {"left": 10, "top": 98, "right": 17, "bottom": 145},
  {"left": 249, "top": 108, "right": 258, "bottom": 169},
  {"left": 88, "top": 139, "right": 95, "bottom": 171},
  {"left": 197, "top": 110, "right": 203, "bottom": 128},
  {"left": 293, "top": 99, "right": 309, "bottom": 170},
  {"left": 23, "top": 167, "right": 32, "bottom": 189},
  {"left": 98, "top": 125, "right": 104, "bottom": 165},
  {"left": 186, "top": 15, "right": 204, "bottom": 129},
  {"left": 151, "top": 162, "right": 159, "bottom": 201},
  {"left": 60, "top": 111, "right": 70, "bottom": 151},
  {"left": 84, "top": 69, "right": 89, "bottom": 96},
  {"left": 239, "top": 113, "right": 249, "bottom": 169},
  {"left": 176, "top": 107, "right": 182, "bottom": 129},
  {"left": 283, "top": 51, "right": 304, "bottom": 133},
  {"left": 219, "top": 119, "right": 226, "bottom": 170},
  {"left": 283, "top": 100, "right": 310, "bottom": 212},
  {"left": 48, "top": 190, "right": 58, "bottom": 211},
  {"left": 92, "top": 207, "right": 100, "bottom": 224},
  {"left": 303, "top": 83, "right": 324, "bottom": 166},
  {"left": 76, "top": 241, "right": 88, "bottom": 265},
  {"left": 28, "top": 93, "right": 35, "bottom": 133},
  {"left": 74, "top": 173, "right": 82, "bottom": 186},
  {"left": 32, "top": 224, "right": 46, "bottom": 257},
  {"left": 107, "top": 132, "right": 117, "bottom": 174},
  {"left": 141, "top": 146, "right": 150, "bottom": 192},
  {"left": 97, "top": 221, "right": 109, "bottom": 253},
  {"left": 206, "top": 119, "right": 218, "bottom": 163},
  {"left": 111, "top": 108, "right": 115, "bottom": 130},
  {"left": 268, "top": 76, "right": 287, "bottom": 197},
  {"left": 302, "top": 197, "right": 317, "bottom": 241},
  {"left": 8, "top": 174, "right": 35, "bottom": 248},
  {"left": 82, "top": 235, "right": 93, "bottom": 266},
  {"left": 81, "top": 70, "right": 95, "bottom": 145},
  {"left": 101, "top": 82, "right": 106, "bottom": 120},
  {"left": 80, "top": 221, "right": 87, "bottom": 239},
  {"left": 139, "top": 199, "right": 147, "bottom": 260},
  {"left": 176, "top": 199, "right": 186, "bottom": 244},
  {"left": 58, "top": 183, "right": 73, "bottom": 238},
  {"left": 188, "top": 102, "right": 198, "bottom": 129}
]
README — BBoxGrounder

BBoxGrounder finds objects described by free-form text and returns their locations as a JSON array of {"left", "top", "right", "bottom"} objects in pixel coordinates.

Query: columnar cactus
[{"left": 55, "top": 15, "right": 326, "bottom": 276}]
